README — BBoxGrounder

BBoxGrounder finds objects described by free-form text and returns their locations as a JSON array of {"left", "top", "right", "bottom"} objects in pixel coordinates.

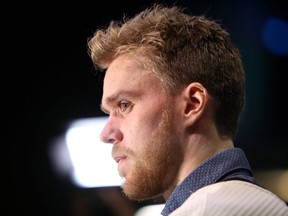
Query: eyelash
[{"left": 118, "top": 101, "right": 132, "bottom": 113}]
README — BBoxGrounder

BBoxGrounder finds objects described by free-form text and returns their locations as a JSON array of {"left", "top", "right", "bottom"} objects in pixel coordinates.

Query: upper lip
[{"left": 113, "top": 156, "right": 127, "bottom": 163}]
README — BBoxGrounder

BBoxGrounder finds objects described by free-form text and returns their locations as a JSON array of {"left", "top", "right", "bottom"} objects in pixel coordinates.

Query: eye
[{"left": 119, "top": 101, "right": 132, "bottom": 112}]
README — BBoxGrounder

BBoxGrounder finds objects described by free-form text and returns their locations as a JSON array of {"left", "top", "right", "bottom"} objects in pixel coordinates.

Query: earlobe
[{"left": 184, "top": 82, "right": 207, "bottom": 120}]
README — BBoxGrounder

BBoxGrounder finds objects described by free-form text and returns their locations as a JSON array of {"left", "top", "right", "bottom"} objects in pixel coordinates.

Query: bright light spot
[
  {"left": 134, "top": 204, "right": 165, "bottom": 216},
  {"left": 63, "top": 116, "right": 123, "bottom": 188}
]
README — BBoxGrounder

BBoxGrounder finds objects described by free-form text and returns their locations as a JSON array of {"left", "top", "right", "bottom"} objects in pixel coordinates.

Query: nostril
[{"left": 108, "top": 138, "right": 116, "bottom": 144}]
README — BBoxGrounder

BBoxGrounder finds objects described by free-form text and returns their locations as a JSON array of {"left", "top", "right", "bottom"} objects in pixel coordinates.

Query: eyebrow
[
  {"left": 100, "top": 90, "right": 139, "bottom": 114},
  {"left": 100, "top": 93, "right": 119, "bottom": 114}
]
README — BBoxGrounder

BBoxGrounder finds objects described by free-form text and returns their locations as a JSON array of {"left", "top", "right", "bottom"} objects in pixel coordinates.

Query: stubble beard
[{"left": 121, "top": 108, "right": 182, "bottom": 201}]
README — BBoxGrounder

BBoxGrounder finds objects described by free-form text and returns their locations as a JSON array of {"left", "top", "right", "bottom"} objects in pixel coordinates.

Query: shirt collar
[{"left": 161, "top": 148, "right": 256, "bottom": 216}]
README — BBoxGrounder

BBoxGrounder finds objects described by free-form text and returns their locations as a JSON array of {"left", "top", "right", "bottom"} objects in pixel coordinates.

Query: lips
[{"left": 113, "top": 156, "right": 127, "bottom": 163}]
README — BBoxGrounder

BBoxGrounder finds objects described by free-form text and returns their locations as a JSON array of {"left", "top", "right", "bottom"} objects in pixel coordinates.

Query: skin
[{"left": 100, "top": 54, "right": 233, "bottom": 201}]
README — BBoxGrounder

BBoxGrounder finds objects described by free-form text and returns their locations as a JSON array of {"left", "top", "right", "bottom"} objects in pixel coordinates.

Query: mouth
[
  {"left": 113, "top": 155, "right": 128, "bottom": 177},
  {"left": 113, "top": 156, "right": 127, "bottom": 163}
]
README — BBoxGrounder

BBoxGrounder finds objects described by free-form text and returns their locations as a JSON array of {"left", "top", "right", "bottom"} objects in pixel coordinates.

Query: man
[{"left": 87, "top": 4, "right": 288, "bottom": 216}]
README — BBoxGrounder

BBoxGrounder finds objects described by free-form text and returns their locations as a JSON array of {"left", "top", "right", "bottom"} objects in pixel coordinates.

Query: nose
[{"left": 100, "top": 117, "right": 123, "bottom": 144}]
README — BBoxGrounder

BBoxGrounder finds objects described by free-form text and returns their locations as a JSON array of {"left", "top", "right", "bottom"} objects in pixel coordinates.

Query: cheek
[
  {"left": 122, "top": 113, "right": 161, "bottom": 153},
  {"left": 128, "top": 110, "right": 164, "bottom": 139},
  {"left": 122, "top": 98, "right": 172, "bottom": 147}
]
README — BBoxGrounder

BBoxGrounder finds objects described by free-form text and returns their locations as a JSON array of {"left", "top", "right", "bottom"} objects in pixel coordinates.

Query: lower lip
[
  {"left": 118, "top": 158, "right": 127, "bottom": 169},
  {"left": 118, "top": 158, "right": 127, "bottom": 165}
]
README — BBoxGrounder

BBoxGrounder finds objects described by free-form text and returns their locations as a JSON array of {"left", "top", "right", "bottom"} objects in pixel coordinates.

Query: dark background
[{"left": 5, "top": 0, "right": 287, "bottom": 215}]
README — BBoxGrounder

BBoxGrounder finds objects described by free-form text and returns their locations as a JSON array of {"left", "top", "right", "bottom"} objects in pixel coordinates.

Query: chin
[{"left": 122, "top": 173, "right": 162, "bottom": 201}]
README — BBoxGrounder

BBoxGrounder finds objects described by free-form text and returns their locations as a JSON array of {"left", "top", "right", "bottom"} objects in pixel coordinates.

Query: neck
[{"left": 162, "top": 131, "right": 234, "bottom": 200}]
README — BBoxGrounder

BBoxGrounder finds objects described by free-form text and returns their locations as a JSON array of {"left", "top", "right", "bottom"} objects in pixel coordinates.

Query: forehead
[
  {"left": 105, "top": 55, "right": 147, "bottom": 83},
  {"left": 103, "top": 55, "right": 162, "bottom": 96}
]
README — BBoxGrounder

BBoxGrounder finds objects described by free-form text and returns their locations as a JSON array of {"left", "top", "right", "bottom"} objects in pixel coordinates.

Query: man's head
[
  {"left": 88, "top": 4, "right": 245, "bottom": 200},
  {"left": 88, "top": 4, "right": 245, "bottom": 139}
]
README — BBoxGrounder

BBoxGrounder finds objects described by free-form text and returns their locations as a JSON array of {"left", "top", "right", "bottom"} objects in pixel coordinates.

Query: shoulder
[{"left": 170, "top": 180, "right": 288, "bottom": 216}]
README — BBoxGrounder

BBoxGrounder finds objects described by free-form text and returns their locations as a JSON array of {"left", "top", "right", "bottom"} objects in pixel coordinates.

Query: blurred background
[{"left": 5, "top": 0, "right": 287, "bottom": 215}]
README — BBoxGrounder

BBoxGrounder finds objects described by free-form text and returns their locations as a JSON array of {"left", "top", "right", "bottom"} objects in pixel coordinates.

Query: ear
[{"left": 183, "top": 82, "right": 207, "bottom": 125}]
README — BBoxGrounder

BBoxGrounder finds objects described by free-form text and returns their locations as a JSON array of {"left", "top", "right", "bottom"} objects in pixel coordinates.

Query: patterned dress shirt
[{"left": 161, "top": 148, "right": 258, "bottom": 216}]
